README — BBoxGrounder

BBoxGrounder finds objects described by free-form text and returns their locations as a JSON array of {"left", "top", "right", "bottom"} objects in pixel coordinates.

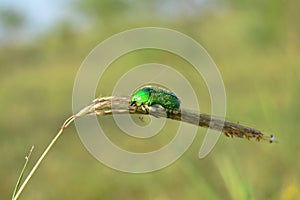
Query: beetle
[{"left": 129, "top": 85, "right": 181, "bottom": 111}]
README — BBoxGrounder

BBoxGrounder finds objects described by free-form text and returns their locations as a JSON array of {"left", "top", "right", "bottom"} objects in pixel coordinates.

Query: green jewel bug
[{"left": 129, "top": 85, "right": 181, "bottom": 111}]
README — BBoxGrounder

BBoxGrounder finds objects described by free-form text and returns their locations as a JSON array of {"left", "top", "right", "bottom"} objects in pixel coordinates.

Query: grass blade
[{"left": 12, "top": 146, "right": 34, "bottom": 200}]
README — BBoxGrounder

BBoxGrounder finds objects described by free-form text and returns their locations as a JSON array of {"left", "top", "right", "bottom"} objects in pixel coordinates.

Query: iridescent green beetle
[{"left": 129, "top": 85, "right": 181, "bottom": 111}]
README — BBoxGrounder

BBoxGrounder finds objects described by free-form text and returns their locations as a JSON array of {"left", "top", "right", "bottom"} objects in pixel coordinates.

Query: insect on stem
[
  {"left": 12, "top": 93, "right": 277, "bottom": 199},
  {"left": 91, "top": 96, "right": 277, "bottom": 143}
]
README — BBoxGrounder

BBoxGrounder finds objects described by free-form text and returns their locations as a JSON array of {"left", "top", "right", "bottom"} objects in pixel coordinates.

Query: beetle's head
[{"left": 130, "top": 88, "right": 151, "bottom": 106}]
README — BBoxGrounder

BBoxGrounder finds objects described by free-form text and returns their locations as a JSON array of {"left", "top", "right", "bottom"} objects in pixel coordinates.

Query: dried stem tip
[{"left": 74, "top": 96, "right": 276, "bottom": 143}]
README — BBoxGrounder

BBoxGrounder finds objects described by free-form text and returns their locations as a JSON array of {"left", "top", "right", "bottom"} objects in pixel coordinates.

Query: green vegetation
[{"left": 1, "top": 0, "right": 300, "bottom": 199}]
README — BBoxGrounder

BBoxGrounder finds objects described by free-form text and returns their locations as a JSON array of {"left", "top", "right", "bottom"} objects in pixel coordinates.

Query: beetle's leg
[
  {"left": 149, "top": 104, "right": 166, "bottom": 118},
  {"left": 140, "top": 103, "right": 150, "bottom": 114},
  {"left": 135, "top": 103, "right": 148, "bottom": 122}
]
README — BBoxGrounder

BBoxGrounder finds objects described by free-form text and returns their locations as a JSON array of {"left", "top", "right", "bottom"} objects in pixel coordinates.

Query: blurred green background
[{"left": 1, "top": 0, "right": 300, "bottom": 199}]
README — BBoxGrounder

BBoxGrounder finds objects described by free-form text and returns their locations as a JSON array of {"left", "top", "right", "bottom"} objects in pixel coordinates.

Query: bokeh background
[{"left": 1, "top": 0, "right": 299, "bottom": 199}]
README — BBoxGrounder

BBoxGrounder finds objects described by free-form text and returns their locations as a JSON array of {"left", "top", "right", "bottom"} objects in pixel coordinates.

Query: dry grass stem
[
  {"left": 13, "top": 95, "right": 276, "bottom": 199},
  {"left": 85, "top": 96, "right": 276, "bottom": 143}
]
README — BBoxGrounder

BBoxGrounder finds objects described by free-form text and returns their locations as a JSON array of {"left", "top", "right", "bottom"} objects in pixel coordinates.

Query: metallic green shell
[{"left": 130, "top": 86, "right": 180, "bottom": 110}]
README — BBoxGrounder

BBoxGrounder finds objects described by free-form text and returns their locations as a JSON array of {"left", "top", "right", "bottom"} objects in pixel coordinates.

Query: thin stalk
[
  {"left": 12, "top": 146, "right": 34, "bottom": 200},
  {"left": 12, "top": 116, "right": 75, "bottom": 200}
]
